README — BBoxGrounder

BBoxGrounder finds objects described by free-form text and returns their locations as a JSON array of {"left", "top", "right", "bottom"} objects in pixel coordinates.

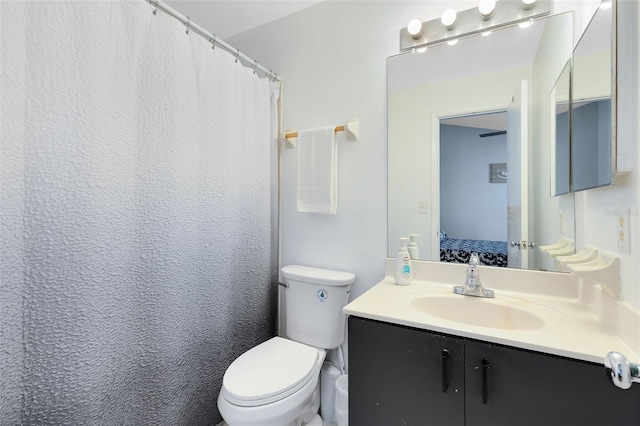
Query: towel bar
[{"left": 283, "top": 119, "right": 359, "bottom": 148}]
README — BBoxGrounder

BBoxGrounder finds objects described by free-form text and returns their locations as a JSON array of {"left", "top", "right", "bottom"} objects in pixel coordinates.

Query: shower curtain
[{"left": 1, "top": 1, "right": 279, "bottom": 424}]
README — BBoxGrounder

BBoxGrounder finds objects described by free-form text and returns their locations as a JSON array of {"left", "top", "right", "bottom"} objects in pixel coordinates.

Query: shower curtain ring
[
  {"left": 185, "top": 17, "right": 190, "bottom": 35},
  {"left": 210, "top": 35, "right": 217, "bottom": 50},
  {"left": 252, "top": 61, "right": 258, "bottom": 74},
  {"left": 235, "top": 49, "right": 240, "bottom": 63},
  {"left": 152, "top": 0, "right": 158, "bottom": 15}
]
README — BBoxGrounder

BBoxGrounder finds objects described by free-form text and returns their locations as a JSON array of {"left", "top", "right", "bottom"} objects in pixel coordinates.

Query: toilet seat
[{"left": 222, "top": 337, "right": 321, "bottom": 407}]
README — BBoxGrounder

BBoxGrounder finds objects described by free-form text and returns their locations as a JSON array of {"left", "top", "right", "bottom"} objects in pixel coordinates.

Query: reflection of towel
[{"left": 296, "top": 126, "right": 337, "bottom": 214}]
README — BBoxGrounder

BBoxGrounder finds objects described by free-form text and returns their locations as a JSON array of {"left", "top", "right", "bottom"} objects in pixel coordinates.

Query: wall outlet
[{"left": 616, "top": 208, "right": 631, "bottom": 252}]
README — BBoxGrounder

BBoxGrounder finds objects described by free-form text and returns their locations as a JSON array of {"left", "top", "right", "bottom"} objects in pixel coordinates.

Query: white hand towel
[{"left": 296, "top": 126, "right": 338, "bottom": 214}]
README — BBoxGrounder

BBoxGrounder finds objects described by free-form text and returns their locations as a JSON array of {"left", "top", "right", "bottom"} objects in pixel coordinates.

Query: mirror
[
  {"left": 552, "top": 60, "right": 571, "bottom": 196},
  {"left": 388, "top": 12, "right": 575, "bottom": 271},
  {"left": 571, "top": 3, "right": 615, "bottom": 192}
]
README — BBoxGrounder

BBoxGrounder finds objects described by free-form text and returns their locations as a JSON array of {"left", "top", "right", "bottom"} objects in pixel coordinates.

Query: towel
[{"left": 296, "top": 126, "right": 337, "bottom": 214}]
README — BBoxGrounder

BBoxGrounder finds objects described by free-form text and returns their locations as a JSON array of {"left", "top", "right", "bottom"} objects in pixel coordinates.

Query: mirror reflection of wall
[
  {"left": 388, "top": 12, "right": 575, "bottom": 272},
  {"left": 572, "top": 98, "right": 612, "bottom": 190},
  {"left": 571, "top": 3, "right": 614, "bottom": 191},
  {"left": 552, "top": 60, "right": 571, "bottom": 196}
]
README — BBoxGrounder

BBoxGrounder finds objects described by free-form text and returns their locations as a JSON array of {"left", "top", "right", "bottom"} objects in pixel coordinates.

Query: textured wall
[{"left": 1, "top": 1, "right": 277, "bottom": 424}]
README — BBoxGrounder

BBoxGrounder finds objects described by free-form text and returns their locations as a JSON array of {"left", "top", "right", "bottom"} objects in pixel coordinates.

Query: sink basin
[{"left": 410, "top": 295, "right": 545, "bottom": 330}]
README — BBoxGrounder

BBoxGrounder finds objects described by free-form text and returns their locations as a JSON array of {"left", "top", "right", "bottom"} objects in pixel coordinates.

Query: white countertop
[{"left": 344, "top": 272, "right": 640, "bottom": 365}]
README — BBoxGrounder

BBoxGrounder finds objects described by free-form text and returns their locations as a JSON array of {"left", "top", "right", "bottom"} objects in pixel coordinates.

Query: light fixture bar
[{"left": 400, "top": 0, "right": 550, "bottom": 51}]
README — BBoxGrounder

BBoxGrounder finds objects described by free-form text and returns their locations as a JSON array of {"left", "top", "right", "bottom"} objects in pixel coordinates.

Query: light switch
[
  {"left": 418, "top": 201, "right": 428, "bottom": 214},
  {"left": 616, "top": 208, "right": 631, "bottom": 252}
]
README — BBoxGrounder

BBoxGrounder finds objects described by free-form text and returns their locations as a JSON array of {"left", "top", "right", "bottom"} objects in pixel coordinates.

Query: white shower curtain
[{"left": 1, "top": 1, "right": 279, "bottom": 424}]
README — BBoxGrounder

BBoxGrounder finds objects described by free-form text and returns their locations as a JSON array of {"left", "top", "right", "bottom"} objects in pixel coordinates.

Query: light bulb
[
  {"left": 407, "top": 19, "right": 423, "bottom": 39},
  {"left": 478, "top": 0, "right": 496, "bottom": 19},
  {"left": 416, "top": 46, "right": 428, "bottom": 53},
  {"left": 600, "top": 0, "right": 612, "bottom": 9},
  {"left": 518, "top": 18, "right": 533, "bottom": 29},
  {"left": 441, "top": 9, "right": 457, "bottom": 29},
  {"left": 521, "top": 0, "right": 536, "bottom": 10},
  {"left": 447, "top": 39, "right": 459, "bottom": 46},
  {"left": 482, "top": 30, "right": 492, "bottom": 36}
]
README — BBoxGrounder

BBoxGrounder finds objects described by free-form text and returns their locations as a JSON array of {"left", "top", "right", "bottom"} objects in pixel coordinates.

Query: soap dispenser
[
  {"left": 394, "top": 237, "right": 413, "bottom": 285},
  {"left": 408, "top": 234, "right": 420, "bottom": 260}
]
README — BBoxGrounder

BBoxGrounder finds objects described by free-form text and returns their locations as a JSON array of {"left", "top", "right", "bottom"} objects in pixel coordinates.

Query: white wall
[
  {"left": 574, "top": 0, "right": 640, "bottom": 309},
  {"left": 230, "top": 0, "right": 640, "bottom": 309},
  {"left": 230, "top": 1, "right": 478, "bottom": 301}
]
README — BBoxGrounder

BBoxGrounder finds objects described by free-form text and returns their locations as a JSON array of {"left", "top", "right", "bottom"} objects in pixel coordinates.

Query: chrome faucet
[
  {"left": 605, "top": 352, "right": 640, "bottom": 390},
  {"left": 453, "top": 253, "right": 495, "bottom": 298}
]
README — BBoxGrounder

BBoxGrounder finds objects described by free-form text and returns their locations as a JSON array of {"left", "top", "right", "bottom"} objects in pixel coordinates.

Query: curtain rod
[{"left": 146, "top": 0, "right": 280, "bottom": 82}]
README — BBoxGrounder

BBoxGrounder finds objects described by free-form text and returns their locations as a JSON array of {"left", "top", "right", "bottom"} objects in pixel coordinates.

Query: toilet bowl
[
  {"left": 217, "top": 337, "right": 326, "bottom": 426},
  {"left": 217, "top": 265, "right": 355, "bottom": 426}
]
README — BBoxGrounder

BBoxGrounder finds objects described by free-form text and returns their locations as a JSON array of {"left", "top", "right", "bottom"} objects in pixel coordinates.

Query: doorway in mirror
[{"left": 439, "top": 111, "right": 509, "bottom": 268}]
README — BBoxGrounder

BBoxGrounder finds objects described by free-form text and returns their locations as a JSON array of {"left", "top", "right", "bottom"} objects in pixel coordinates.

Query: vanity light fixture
[
  {"left": 441, "top": 9, "right": 457, "bottom": 30},
  {"left": 399, "top": 0, "right": 550, "bottom": 52},
  {"left": 407, "top": 19, "right": 424, "bottom": 39},
  {"left": 478, "top": 0, "right": 496, "bottom": 20},
  {"left": 521, "top": 0, "right": 537, "bottom": 10}
]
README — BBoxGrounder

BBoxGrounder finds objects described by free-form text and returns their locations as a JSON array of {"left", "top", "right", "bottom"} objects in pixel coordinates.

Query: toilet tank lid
[{"left": 281, "top": 265, "right": 355, "bottom": 286}]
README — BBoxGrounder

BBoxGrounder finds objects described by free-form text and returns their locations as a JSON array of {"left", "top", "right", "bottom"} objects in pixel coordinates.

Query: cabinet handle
[
  {"left": 441, "top": 349, "right": 449, "bottom": 393},
  {"left": 481, "top": 359, "right": 490, "bottom": 404}
]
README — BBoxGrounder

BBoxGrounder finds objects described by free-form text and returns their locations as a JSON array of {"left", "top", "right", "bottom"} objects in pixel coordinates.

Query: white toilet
[{"left": 217, "top": 265, "right": 355, "bottom": 426}]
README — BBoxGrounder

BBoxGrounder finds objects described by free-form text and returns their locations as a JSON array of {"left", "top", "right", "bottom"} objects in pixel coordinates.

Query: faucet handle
[{"left": 469, "top": 252, "right": 480, "bottom": 266}]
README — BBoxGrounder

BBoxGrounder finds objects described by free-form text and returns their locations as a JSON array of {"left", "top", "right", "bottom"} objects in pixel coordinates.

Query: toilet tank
[{"left": 281, "top": 265, "right": 355, "bottom": 349}]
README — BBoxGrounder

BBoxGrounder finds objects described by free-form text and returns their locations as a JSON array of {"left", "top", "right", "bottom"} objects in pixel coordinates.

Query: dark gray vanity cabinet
[
  {"left": 464, "top": 340, "right": 640, "bottom": 426},
  {"left": 349, "top": 317, "right": 640, "bottom": 426},
  {"left": 348, "top": 316, "right": 465, "bottom": 426}
]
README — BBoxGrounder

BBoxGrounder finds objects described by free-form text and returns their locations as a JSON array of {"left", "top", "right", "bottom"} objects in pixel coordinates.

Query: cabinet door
[
  {"left": 465, "top": 340, "right": 640, "bottom": 426},
  {"left": 348, "top": 317, "right": 465, "bottom": 426}
]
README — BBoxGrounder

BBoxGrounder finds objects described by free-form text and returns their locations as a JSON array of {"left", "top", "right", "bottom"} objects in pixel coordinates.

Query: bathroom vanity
[{"left": 344, "top": 262, "right": 640, "bottom": 426}]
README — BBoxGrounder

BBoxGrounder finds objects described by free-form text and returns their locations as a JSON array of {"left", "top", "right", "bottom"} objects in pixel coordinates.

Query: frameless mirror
[
  {"left": 571, "top": 2, "right": 615, "bottom": 192},
  {"left": 388, "top": 12, "right": 575, "bottom": 271},
  {"left": 552, "top": 60, "right": 571, "bottom": 196}
]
